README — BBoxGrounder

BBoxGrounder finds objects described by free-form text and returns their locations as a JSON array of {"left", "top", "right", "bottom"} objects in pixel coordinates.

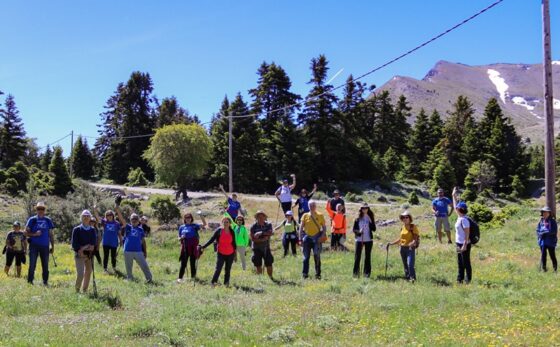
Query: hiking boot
[
  {"left": 447, "top": 240, "right": 452, "bottom": 244},
  {"left": 315, "top": 275, "right": 321, "bottom": 280},
  {"left": 176, "top": 278, "right": 184, "bottom": 284},
  {"left": 302, "top": 274, "right": 309, "bottom": 279},
  {"left": 104, "top": 269, "right": 109, "bottom": 274},
  {"left": 364, "top": 273, "right": 370, "bottom": 279}
]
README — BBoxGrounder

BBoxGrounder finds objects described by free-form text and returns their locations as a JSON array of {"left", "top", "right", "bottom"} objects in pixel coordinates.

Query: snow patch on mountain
[
  {"left": 512, "top": 96, "right": 535, "bottom": 111},
  {"left": 487, "top": 69, "right": 509, "bottom": 103}
]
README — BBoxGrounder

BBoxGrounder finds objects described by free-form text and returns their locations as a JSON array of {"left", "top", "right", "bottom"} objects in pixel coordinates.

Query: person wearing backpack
[
  {"left": 4, "top": 221, "right": 27, "bottom": 277},
  {"left": 275, "top": 174, "right": 296, "bottom": 213},
  {"left": 250, "top": 210, "right": 275, "bottom": 279},
  {"left": 24, "top": 202, "right": 55, "bottom": 286},
  {"left": 298, "top": 201, "right": 326, "bottom": 279},
  {"left": 274, "top": 211, "right": 299, "bottom": 257},
  {"left": 536, "top": 206, "right": 557, "bottom": 272},
  {"left": 452, "top": 187, "right": 472, "bottom": 284},
  {"left": 386, "top": 211, "right": 420, "bottom": 282},
  {"left": 199, "top": 216, "right": 237, "bottom": 286},
  {"left": 326, "top": 202, "right": 347, "bottom": 251},
  {"left": 177, "top": 212, "right": 207, "bottom": 283},
  {"left": 352, "top": 203, "right": 376, "bottom": 278},
  {"left": 71, "top": 210, "right": 97, "bottom": 293}
]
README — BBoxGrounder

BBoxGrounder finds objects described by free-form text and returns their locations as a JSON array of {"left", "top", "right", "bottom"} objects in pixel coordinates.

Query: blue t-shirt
[
  {"left": 227, "top": 198, "right": 241, "bottom": 219},
  {"left": 178, "top": 223, "right": 201, "bottom": 240},
  {"left": 297, "top": 196, "right": 311, "bottom": 213},
  {"left": 102, "top": 219, "right": 121, "bottom": 248},
  {"left": 432, "top": 197, "right": 452, "bottom": 217},
  {"left": 123, "top": 224, "right": 145, "bottom": 252},
  {"left": 26, "top": 216, "right": 55, "bottom": 247}
]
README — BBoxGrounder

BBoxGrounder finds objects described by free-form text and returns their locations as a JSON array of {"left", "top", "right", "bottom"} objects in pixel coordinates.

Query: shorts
[
  {"left": 252, "top": 247, "right": 274, "bottom": 267},
  {"left": 435, "top": 216, "right": 451, "bottom": 233},
  {"left": 6, "top": 251, "right": 25, "bottom": 267}
]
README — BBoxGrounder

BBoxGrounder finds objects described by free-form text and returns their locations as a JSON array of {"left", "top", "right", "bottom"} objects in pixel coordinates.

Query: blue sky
[{"left": 1, "top": 1, "right": 558, "bottom": 154}]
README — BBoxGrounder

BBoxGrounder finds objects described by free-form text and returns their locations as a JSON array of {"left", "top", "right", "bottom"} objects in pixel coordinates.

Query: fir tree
[
  {"left": 156, "top": 96, "right": 199, "bottom": 128},
  {"left": 40, "top": 145, "right": 53, "bottom": 171},
  {"left": 49, "top": 146, "right": 73, "bottom": 196},
  {"left": 0, "top": 95, "right": 27, "bottom": 168},
  {"left": 427, "top": 109, "right": 444, "bottom": 145},
  {"left": 407, "top": 108, "right": 431, "bottom": 180},
  {"left": 70, "top": 136, "right": 94, "bottom": 179}
]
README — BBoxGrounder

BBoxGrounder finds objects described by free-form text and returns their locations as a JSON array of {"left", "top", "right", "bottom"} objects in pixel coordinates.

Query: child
[
  {"left": 275, "top": 211, "right": 299, "bottom": 257},
  {"left": 140, "top": 216, "right": 151, "bottom": 237},
  {"left": 4, "top": 221, "right": 27, "bottom": 277},
  {"left": 326, "top": 202, "right": 347, "bottom": 251}
]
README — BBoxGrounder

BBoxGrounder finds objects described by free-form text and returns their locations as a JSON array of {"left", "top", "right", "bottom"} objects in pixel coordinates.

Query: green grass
[{"left": 0, "top": 197, "right": 558, "bottom": 346}]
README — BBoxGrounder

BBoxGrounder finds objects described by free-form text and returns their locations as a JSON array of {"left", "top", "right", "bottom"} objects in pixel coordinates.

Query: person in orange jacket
[{"left": 326, "top": 201, "right": 347, "bottom": 251}]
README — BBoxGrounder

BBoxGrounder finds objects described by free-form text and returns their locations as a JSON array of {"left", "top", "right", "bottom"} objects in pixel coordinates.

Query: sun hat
[
  {"left": 360, "top": 203, "right": 370, "bottom": 209},
  {"left": 400, "top": 210, "right": 413, "bottom": 222},
  {"left": 285, "top": 211, "right": 293, "bottom": 216},
  {"left": 254, "top": 210, "right": 268, "bottom": 219},
  {"left": 36, "top": 201, "right": 46, "bottom": 209},
  {"left": 541, "top": 206, "right": 552, "bottom": 213}
]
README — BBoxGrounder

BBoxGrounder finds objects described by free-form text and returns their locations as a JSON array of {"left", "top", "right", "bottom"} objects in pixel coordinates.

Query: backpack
[{"left": 466, "top": 217, "right": 480, "bottom": 245}]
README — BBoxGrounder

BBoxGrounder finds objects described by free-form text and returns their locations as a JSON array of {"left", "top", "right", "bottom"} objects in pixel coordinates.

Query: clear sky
[{"left": 1, "top": 0, "right": 558, "bottom": 154}]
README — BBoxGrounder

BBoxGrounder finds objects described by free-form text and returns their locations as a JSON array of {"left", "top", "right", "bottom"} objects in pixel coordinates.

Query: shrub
[
  {"left": 408, "top": 191, "right": 420, "bottom": 205},
  {"left": 5, "top": 161, "right": 30, "bottom": 192},
  {"left": 468, "top": 202, "right": 494, "bottom": 224},
  {"left": 2, "top": 178, "right": 19, "bottom": 196},
  {"left": 120, "top": 199, "right": 144, "bottom": 219},
  {"left": 150, "top": 196, "right": 180, "bottom": 224},
  {"left": 127, "top": 168, "right": 148, "bottom": 187}
]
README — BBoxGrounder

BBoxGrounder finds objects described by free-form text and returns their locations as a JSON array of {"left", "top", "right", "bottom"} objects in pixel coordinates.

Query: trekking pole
[
  {"left": 275, "top": 202, "right": 281, "bottom": 225},
  {"left": 384, "top": 245, "right": 389, "bottom": 278},
  {"left": 90, "top": 253, "right": 98, "bottom": 298},
  {"left": 51, "top": 253, "right": 58, "bottom": 268}
]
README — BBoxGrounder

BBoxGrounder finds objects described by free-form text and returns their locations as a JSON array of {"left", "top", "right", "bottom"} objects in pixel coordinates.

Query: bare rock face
[{"left": 376, "top": 60, "right": 560, "bottom": 143}]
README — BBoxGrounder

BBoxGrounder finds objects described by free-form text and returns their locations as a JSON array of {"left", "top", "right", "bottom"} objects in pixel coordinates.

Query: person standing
[
  {"left": 199, "top": 217, "right": 237, "bottom": 286},
  {"left": 219, "top": 184, "right": 244, "bottom": 220},
  {"left": 233, "top": 215, "right": 249, "bottom": 270},
  {"left": 71, "top": 210, "right": 97, "bottom": 293},
  {"left": 452, "top": 187, "right": 472, "bottom": 284},
  {"left": 328, "top": 190, "right": 345, "bottom": 213},
  {"left": 177, "top": 212, "right": 207, "bottom": 282},
  {"left": 116, "top": 210, "right": 153, "bottom": 283},
  {"left": 326, "top": 202, "right": 347, "bottom": 251},
  {"left": 536, "top": 206, "right": 557, "bottom": 272},
  {"left": 4, "top": 221, "right": 27, "bottom": 277},
  {"left": 274, "top": 211, "right": 299, "bottom": 257},
  {"left": 140, "top": 216, "right": 151, "bottom": 237},
  {"left": 294, "top": 184, "right": 317, "bottom": 223},
  {"left": 299, "top": 201, "right": 326, "bottom": 279},
  {"left": 352, "top": 203, "right": 376, "bottom": 278},
  {"left": 93, "top": 207, "right": 123, "bottom": 273},
  {"left": 387, "top": 211, "right": 420, "bottom": 282},
  {"left": 89, "top": 217, "right": 102, "bottom": 265},
  {"left": 24, "top": 202, "right": 55, "bottom": 286},
  {"left": 432, "top": 188, "right": 453, "bottom": 244},
  {"left": 250, "top": 210, "right": 274, "bottom": 279},
  {"left": 275, "top": 174, "right": 296, "bottom": 213}
]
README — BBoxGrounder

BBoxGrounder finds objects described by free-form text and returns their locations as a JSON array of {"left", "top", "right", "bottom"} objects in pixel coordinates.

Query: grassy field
[{"left": 0, "top": 194, "right": 558, "bottom": 346}]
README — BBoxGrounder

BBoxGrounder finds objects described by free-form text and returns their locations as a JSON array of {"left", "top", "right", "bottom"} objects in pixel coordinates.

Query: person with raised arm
[
  {"left": 116, "top": 206, "right": 153, "bottom": 283},
  {"left": 275, "top": 174, "right": 296, "bottom": 213},
  {"left": 219, "top": 184, "right": 244, "bottom": 220}
]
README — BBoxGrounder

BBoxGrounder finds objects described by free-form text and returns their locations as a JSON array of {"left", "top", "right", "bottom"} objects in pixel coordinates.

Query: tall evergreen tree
[
  {"left": 407, "top": 108, "right": 432, "bottom": 180},
  {"left": 209, "top": 97, "right": 230, "bottom": 186},
  {"left": 0, "top": 95, "right": 27, "bottom": 168},
  {"left": 249, "top": 62, "right": 302, "bottom": 189},
  {"left": 427, "top": 109, "right": 444, "bottom": 149},
  {"left": 40, "top": 145, "right": 53, "bottom": 171},
  {"left": 96, "top": 72, "right": 158, "bottom": 183},
  {"left": 49, "top": 146, "right": 73, "bottom": 196},
  {"left": 70, "top": 136, "right": 94, "bottom": 179},
  {"left": 298, "top": 55, "right": 340, "bottom": 182}
]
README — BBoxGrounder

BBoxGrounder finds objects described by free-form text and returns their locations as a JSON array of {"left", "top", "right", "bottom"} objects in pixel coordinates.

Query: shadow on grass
[
  {"left": 375, "top": 275, "right": 407, "bottom": 282},
  {"left": 88, "top": 290, "right": 124, "bottom": 310},
  {"left": 271, "top": 278, "right": 300, "bottom": 287},
  {"left": 232, "top": 284, "right": 265, "bottom": 294},
  {"left": 429, "top": 276, "right": 452, "bottom": 287}
]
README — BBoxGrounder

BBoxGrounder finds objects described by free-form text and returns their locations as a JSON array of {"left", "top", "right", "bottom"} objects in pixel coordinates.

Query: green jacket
[{"left": 223, "top": 212, "right": 249, "bottom": 247}]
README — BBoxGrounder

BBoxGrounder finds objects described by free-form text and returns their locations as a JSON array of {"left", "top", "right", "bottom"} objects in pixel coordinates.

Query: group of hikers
[{"left": 2, "top": 175, "right": 557, "bottom": 292}]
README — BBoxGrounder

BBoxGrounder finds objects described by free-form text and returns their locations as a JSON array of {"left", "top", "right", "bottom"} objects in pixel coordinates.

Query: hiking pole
[
  {"left": 384, "top": 245, "right": 390, "bottom": 278},
  {"left": 90, "top": 252, "right": 98, "bottom": 298},
  {"left": 275, "top": 201, "right": 281, "bottom": 225},
  {"left": 51, "top": 252, "right": 58, "bottom": 267}
]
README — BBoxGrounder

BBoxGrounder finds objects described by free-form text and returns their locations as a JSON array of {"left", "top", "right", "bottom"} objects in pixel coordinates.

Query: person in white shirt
[
  {"left": 452, "top": 187, "right": 471, "bottom": 284},
  {"left": 275, "top": 174, "right": 296, "bottom": 213}
]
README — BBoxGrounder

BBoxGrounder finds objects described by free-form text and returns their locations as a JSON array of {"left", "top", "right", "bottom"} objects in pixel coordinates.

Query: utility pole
[
  {"left": 542, "top": 0, "right": 556, "bottom": 215},
  {"left": 228, "top": 114, "right": 233, "bottom": 193},
  {"left": 69, "top": 130, "right": 74, "bottom": 177}
]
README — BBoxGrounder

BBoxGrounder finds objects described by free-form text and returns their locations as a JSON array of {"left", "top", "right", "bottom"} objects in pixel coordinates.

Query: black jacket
[{"left": 352, "top": 217, "right": 376, "bottom": 241}]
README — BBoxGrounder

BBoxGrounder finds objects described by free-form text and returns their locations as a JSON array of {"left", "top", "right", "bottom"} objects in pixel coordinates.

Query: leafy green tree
[
  {"left": 463, "top": 161, "right": 496, "bottom": 201},
  {"left": 5, "top": 161, "right": 30, "bottom": 193},
  {"left": 144, "top": 123, "right": 212, "bottom": 195},
  {"left": 49, "top": 146, "right": 73, "bottom": 196},
  {"left": 127, "top": 167, "right": 148, "bottom": 186},
  {"left": 0, "top": 95, "right": 27, "bottom": 168},
  {"left": 70, "top": 136, "right": 94, "bottom": 179}
]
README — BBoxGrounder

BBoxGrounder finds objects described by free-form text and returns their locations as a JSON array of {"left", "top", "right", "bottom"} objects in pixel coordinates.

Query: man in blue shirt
[
  {"left": 24, "top": 201, "right": 55, "bottom": 285},
  {"left": 219, "top": 184, "right": 244, "bottom": 219},
  {"left": 432, "top": 188, "right": 453, "bottom": 244}
]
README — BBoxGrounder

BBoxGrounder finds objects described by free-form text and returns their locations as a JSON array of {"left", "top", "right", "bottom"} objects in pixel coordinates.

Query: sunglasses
[
  {"left": 401, "top": 216, "right": 410, "bottom": 219},
  {"left": 37, "top": 207, "right": 46, "bottom": 211}
]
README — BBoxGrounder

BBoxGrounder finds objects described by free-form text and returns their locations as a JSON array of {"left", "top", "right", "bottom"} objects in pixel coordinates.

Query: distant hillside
[{"left": 376, "top": 60, "right": 560, "bottom": 143}]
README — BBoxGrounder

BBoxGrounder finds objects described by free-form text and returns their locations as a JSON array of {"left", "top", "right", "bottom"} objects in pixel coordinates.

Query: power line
[
  {"left": 39, "top": 133, "right": 72, "bottom": 150},
  {"left": 222, "top": 0, "right": 505, "bottom": 120}
]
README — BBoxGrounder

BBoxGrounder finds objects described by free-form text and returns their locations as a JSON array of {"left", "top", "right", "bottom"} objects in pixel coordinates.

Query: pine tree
[
  {"left": 49, "top": 146, "right": 73, "bottom": 196},
  {"left": 70, "top": 136, "right": 94, "bottom": 179},
  {"left": 0, "top": 95, "right": 27, "bottom": 168},
  {"left": 97, "top": 72, "right": 158, "bottom": 183},
  {"left": 298, "top": 55, "right": 339, "bottom": 182},
  {"left": 430, "top": 157, "right": 456, "bottom": 195},
  {"left": 249, "top": 62, "right": 302, "bottom": 189},
  {"left": 427, "top": 109, "right": 444, "bottom": 145},
  {"left": 156, "top": 96, "right": 199, "bottom": 128},
  {"left": 382, "top": 147, "right": 401, "bottom": 181},
  {"left": 407, "top": 108, "right": 431, "bottom": 180},
  {"left": 40, "top": 145, "right": 53, "bottom": 171}
]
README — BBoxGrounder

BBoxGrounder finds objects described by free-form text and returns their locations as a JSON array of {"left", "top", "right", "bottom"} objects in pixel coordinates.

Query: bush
[
  {"left": 2, "top": 178, "right": 19, "bottom": 196},
  {"left": 120, "top": 199, "right": 144, "bottom": 219},
  {"left": 408, "top": 191, "right": 420, "bottom": 205},
  {"left": 127, "top": 168, "right": 148, "bottom": 187},
  {"left": 30, "top": 169, "right": 54, "bottom": 195},
  {"left": 5, "top": 162, "right": 30, "bottom": 193},
  {"left": 150, "top": 196, "right": 180, "bottom": 224},
  {"left": 468, "top": 202, "right": 494, "bottom": 224}
]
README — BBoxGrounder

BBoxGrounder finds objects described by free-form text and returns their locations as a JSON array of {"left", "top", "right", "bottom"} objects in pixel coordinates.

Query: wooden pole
[
  {"left": 228, "top": 114, "right": 233, "bottom": 193},
  {"left": 542, "top": 0, "right": 556, "bottom": 214}
]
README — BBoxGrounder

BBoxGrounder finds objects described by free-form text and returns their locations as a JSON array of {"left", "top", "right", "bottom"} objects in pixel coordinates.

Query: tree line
[{"left": 0, "top": 55, "right": 551, "bottom": 200}]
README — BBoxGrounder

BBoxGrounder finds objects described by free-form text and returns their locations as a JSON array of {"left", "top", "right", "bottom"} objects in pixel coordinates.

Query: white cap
[{"left": 81, "top": 210, "right": 92, "bottom": 217}]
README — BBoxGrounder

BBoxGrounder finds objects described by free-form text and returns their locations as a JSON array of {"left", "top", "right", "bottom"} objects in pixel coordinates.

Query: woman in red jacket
[{"left": 199, "top": 217, "right": 237, "bottom": 286}]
